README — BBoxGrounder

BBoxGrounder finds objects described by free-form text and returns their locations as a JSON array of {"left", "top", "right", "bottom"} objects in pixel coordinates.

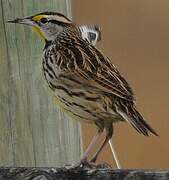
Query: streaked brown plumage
[{"left": 8, "top": 11, "right": 158, "bottom": 165}]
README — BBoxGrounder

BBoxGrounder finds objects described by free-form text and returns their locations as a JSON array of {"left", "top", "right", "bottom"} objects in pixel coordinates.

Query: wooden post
[{"left": 0, "top": 0, "right": 82, "bottom": 166}]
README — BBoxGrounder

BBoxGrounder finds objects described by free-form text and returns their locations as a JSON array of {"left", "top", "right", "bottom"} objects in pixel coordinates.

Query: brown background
[{"left": 72, "top": 0, "right": 169, "bottom": 169}]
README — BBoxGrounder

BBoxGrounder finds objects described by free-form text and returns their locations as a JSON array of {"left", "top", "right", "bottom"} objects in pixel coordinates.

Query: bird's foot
[
  {"left": 80, "top": 158, "right": 98, "bottom": 168},
  {"left": 71, "top": 159, "right": 112, "bottom": 169},
  {"left": 66, "top": 158, "right": 97, "bottom": 169},
  {"left": 65, "top": 158, "right": 112, "bottom": 170},
  {"left": 90, "top": 156, "right": 112, "bottom": 168}
]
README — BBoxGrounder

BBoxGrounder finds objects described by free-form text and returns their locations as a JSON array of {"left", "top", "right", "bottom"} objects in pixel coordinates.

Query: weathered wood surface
[
  {"left": 0, "top": 0, "right": 82, "bottom": 166},
  {"left": 0, "top": 166, "right": 168, "bottom": 180}
]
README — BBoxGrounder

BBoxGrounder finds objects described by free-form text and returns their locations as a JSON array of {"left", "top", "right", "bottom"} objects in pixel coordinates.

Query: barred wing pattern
[
  {"left": 58, "top": 36, "right": 134, "bottom": 101},
  {"left": 43, "top": 32, "right": 157, "bottom": 136}
]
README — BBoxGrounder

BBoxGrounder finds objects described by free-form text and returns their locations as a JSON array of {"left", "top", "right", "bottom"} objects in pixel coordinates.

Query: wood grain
[{"left": 0, "top": 0, "right": 82, "bottom": 166}]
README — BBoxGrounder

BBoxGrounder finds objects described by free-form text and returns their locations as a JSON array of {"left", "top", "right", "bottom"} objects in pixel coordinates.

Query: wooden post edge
[{"left": 0, "top": 165, "right": 168, "bottom": 180}]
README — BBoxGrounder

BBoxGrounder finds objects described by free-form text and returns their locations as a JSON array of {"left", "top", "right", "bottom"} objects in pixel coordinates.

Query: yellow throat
[{"left": 32, "top": 26, "right": 46, "bottom": 41}]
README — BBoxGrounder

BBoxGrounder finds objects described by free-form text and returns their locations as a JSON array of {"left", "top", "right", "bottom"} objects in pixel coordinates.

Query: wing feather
[{"left": 56, "top": 36, "right": 135, "bottom": 101}]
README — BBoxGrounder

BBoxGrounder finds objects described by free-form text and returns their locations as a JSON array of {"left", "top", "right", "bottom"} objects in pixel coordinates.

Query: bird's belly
[
  {"left": 50, "top": 83, "right": 119, "bottom": 124},
  {"left": 53, "top": 90, "right": 99, "bottom": 123},
  {"left": 53, "top": 94, "right": 94, "bottom": 123}
]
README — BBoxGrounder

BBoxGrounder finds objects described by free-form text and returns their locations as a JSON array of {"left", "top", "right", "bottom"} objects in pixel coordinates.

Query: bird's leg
[
  {"left": 81, "top": 130, "right": 102, "bottom": 162},
  {"left": 90, "top": 124, "right": 113, "bottom": 163},
  {"left": 90, "top": 136, "right": 110, "bottom": 163},
  {"left": 69, "top": 130, "right": 102, "bottom": 169}
]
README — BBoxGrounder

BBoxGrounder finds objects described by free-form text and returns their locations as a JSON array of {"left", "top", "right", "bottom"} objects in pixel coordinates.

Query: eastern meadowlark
[{"left": 8, "top": 12, "right": 158, "bottom": 168}]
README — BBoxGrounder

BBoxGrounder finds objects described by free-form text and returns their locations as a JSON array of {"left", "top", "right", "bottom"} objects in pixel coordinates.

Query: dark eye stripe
[{"left": 48, "top": 19, "right": 67, "bottom": 26}]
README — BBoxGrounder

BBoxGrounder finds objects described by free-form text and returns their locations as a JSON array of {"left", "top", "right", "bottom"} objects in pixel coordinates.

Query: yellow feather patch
[
  {"left": 31, "top": 15, "right": 48, "bottom": 40},
  {"left": 32, "top": 15, "right": 48, "bottom": 21},
  {"left": 32, "top": 26, "right": 45, "bottom": 41}
]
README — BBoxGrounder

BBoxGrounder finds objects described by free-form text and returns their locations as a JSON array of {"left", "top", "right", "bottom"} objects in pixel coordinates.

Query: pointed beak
[{"left": 7, "top": 17, "right": 35, "bottom": 26}]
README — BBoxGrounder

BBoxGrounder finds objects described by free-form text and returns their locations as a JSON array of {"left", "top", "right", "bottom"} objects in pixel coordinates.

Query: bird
[{"left": 8, "top": 11, "right": 158, "bottom": 168}]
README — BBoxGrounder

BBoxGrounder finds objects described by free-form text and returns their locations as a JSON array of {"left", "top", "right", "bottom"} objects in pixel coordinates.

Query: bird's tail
[{"left": 116, "top": 101, "right": 158, "bottom": 136}]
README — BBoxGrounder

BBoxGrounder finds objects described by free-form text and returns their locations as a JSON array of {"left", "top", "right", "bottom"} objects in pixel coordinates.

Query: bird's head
[{"left": 8, "top": 11, "right": 72, "bottom": 41}]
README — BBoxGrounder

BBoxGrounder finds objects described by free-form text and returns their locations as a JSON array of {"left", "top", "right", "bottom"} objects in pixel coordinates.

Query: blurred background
[{"left": 73, "top": 0, "right": 169, "bottom": 169}]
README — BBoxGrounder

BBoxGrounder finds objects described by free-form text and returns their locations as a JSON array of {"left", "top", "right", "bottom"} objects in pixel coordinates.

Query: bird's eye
[{"left": 40, "top": 18, "right": 48, "bottom": 24}]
